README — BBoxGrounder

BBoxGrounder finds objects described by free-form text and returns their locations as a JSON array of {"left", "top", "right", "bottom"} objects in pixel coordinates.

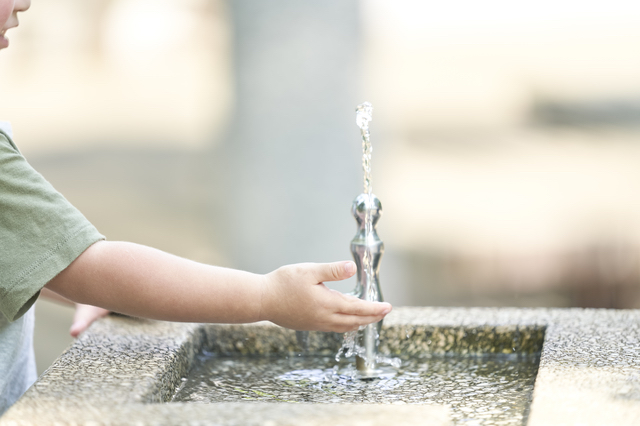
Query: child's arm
[{"left": 45, "top": 241, "right": 391, "bottom": 332}]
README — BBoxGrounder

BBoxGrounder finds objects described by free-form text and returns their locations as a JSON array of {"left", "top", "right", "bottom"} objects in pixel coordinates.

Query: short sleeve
[{"left": 0, "top": 131, "right": 105, "bottom": 322}]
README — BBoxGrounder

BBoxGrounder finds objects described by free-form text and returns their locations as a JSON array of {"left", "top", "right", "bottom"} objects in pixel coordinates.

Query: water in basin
[{"left": 172, "top": 352, "right": 539, "bottom": 426}]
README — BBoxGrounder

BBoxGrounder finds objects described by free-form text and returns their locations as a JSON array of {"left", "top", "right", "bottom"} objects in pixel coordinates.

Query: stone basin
[{"left": 2, "top": 307, "right": 640, "bottom": 425}]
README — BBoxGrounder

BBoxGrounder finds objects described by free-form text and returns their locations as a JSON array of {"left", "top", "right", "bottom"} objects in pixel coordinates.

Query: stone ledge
[{"left": 3, "top": 307, "right": 640, "bottom": 425}]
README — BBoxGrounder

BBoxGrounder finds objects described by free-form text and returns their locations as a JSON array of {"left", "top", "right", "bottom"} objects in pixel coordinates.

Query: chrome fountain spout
[
  {"left": 350, "top": 192, "right": 384, "bottom": 376},
  {"left": 339, "top": 101, "right": 392, "bottom": 377},
  {"left": 351, "top": 193, "right": 384, "bottom": 300}
]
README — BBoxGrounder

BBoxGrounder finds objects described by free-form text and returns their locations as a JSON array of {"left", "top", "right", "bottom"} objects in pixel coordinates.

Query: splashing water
[{"left": 335, "top": 325, "right": 400, "bottom": 371}]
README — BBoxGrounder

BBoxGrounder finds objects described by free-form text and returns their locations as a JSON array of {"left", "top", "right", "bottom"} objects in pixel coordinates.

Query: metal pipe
[{"left": 350, "top": 193, "right": 384, "bottom": 376}]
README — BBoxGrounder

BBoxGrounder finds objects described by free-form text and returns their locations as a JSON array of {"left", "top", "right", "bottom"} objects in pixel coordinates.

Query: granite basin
[{"left": 3, "top": 307, "right": 640, "bottom": 425}]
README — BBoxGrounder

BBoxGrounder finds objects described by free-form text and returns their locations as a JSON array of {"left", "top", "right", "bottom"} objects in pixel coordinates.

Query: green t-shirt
[
  {"left": 0, "top": 130, "right": 105, "bottom": 322},
  {"left": 0, "top": 126, "right": 104, "bottom": 414}
]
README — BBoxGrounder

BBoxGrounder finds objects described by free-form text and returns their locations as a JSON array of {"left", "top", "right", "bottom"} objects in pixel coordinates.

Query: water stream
[{"left": 357, "top": 102, "right": 373, "bottom": 197}]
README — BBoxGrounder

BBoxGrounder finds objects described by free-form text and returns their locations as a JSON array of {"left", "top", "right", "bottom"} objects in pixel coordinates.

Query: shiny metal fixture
[{"left": 350, "top": 193, "right": 384, "bottom": 376}]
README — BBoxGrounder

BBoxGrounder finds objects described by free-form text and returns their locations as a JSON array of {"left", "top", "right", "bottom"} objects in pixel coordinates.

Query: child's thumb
[{"left": 313, "top": 261, "right": 356, "bottom": 283}]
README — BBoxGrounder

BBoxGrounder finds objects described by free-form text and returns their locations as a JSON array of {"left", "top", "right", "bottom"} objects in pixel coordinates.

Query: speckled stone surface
[{"left": 2, "top": 307, "right": 640, "bottom": 425}]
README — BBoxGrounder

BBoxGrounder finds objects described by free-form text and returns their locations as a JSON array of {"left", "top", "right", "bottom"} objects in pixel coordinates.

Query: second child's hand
[
  {"left": 70, "top": 304, "right": 110, "bottom": 337},
  {"left": 39, "top": 288, "right": 110, "bottom": 337}
]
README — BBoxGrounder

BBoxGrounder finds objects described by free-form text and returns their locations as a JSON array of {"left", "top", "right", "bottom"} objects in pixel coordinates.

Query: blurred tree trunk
[
  {"left": 217, "top": 0, "right": 362, "bottom": 288},
  {"left": 85, "top": 0, "right": 112, "bottom": 59}
]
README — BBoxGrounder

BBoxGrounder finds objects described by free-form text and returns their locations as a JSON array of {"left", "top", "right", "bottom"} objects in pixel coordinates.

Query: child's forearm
[
  {"left": 45, "top": 241, "right": 267, "bottom": 324},
  {"left": 46, "top": 240, "right": 392, "bottom": 332}
]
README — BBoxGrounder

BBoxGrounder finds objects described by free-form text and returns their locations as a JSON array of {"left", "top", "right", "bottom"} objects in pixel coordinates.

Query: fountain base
[{"left": 172, "top": 352, "right": 538, "bottom": 426}]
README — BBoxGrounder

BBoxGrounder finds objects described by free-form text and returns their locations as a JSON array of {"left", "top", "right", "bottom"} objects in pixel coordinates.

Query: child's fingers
[
  {"left": 70, "top": 304, "right": 110, "bottom": 338},
  {"left": 69, "top": 319, "right": 88, "bottom": 338},
  {"left": 310, "top": 261, "right": 356, "bottom": 283},
  {"left": 329, "top": 312, "right": 387, "bottom": 333},
  {"left": 337, "top": 296, "right": 392, "bottom": 317},
  {"left": 325, "top": 298, "right": 391, "bottom": 333}
]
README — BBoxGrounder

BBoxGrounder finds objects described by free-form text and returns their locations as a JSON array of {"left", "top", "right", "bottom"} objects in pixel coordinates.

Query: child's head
[{"left": 0, "top": 0, "right": 30, "bottom": 50}]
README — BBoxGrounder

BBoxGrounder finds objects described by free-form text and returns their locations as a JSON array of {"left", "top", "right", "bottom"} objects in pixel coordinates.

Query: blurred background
[{"left": 2, "top": 0, "right": 640, "bottom": 374}]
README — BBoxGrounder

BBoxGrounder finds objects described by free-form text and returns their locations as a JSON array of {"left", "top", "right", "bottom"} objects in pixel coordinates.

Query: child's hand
[
  {"left": 70, "top": 304, "right": 110, "bottom": 338},
  {"left": 261, "top": 261, "right": 392, "bottom": 332}
]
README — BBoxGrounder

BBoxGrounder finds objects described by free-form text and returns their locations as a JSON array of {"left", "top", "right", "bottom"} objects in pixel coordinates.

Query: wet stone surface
[{"left": 173, "top": 353, "right": 540, "bottom": 426}]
